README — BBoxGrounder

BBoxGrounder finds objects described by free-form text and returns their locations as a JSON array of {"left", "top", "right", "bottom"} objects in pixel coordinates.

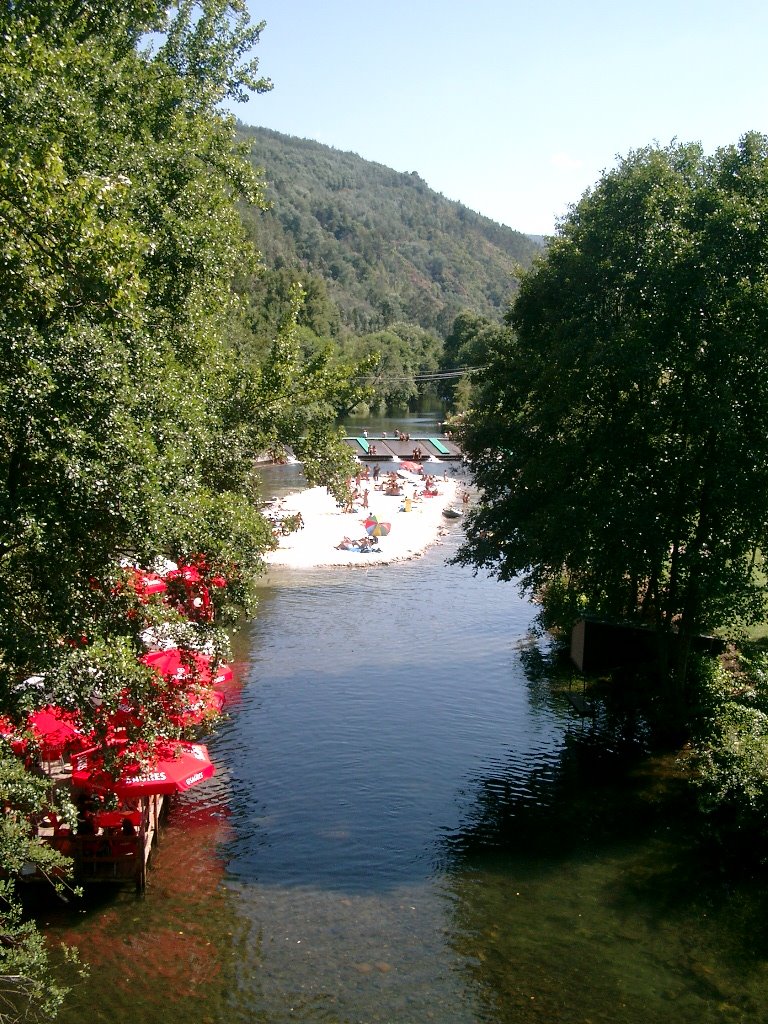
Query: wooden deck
[
  {"left": 34, "top": 793, "right": 165, "bottom": 893},
  {"left": 31, "top": 761, "right": 168, "bottom": 893}
]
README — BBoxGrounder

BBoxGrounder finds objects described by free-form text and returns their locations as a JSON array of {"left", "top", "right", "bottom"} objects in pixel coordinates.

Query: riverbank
[{"left": 262, "top": 475, "right": 464, "bottom": 569}]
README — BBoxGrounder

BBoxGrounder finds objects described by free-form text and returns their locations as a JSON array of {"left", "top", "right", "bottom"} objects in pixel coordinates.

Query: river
[{"left": 45, "top": 413, "right": 768, "bottom": 1024}]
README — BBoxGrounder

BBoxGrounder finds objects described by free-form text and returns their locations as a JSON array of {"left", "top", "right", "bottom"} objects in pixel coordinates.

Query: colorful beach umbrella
[{"left": 366, "top": 520, "right": 391, "bottom": 538}]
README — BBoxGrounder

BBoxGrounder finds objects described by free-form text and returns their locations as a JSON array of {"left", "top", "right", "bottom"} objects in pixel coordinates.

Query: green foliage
[
  {"left": 692, "top": 651, "right": 768, "bottom": 851},
  {"left": 457, "top": 134, "right": 768, "bottom": 698},
  {"left": 438, "top": 310, "right": 506, "bottom": 409},
  {"left": 533, "top": 575, "right": 590, "bottom": 638},
  {"left": 235, "top": 126, "right": 542, "bottom": 340},
  {"left": 159, "top": 0, "right": 272, "bottom": 105},
  {"left": 0, "top": 882, "right": 80, "bottom": 1024},
  {"left": 0, "top": 0, "right": 278, "bottom": 685},
  {"left": 348, "top": 322, "right": 442, "bottom": 409},
  {"left": 0, "top": 748, "right": 84, "bottom": 1023},
  {"left": 237, "top": 281, "right": 374, "bottom": 467}
]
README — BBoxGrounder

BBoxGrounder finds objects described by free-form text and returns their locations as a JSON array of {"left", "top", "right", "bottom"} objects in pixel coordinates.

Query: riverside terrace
[{"left": 343, "top": 435, "right": 463, "bottom": 461}]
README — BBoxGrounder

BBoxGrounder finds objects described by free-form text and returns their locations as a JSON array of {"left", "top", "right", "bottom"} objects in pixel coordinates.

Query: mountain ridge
[{"left": 236, "top": 124, "right": 543, "bottom": 339}]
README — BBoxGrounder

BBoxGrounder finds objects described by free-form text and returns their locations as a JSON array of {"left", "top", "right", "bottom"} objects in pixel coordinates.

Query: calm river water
[{"left": 46, "top": 415, "right": 768, "bottom": 1024}]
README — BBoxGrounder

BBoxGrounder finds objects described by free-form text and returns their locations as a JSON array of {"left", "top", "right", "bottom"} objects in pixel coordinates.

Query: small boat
[{"left": 442, "top": 506, "right": 463, "bottom": 519}]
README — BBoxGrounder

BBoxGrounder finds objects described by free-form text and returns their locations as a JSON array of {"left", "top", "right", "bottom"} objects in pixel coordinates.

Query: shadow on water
[
  {"left": 436, "top": 647, "right": 768, "bottom": 1023},
  {"left": 439, "top": 643, "right": 658, "bottom": 860}
]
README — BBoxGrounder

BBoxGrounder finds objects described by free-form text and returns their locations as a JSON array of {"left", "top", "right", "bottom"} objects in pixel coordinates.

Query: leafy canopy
[{"left": 457, "top": 134, "right": 768, "bottom": 687}]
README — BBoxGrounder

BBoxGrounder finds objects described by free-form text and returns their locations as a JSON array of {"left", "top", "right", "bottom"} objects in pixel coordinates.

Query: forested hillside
[{"left": 236, "top": 125, "right": 542, "bottom": 340}]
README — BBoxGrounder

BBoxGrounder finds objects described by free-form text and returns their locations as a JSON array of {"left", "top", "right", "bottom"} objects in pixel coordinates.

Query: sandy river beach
[{"left": 262, "top": 472, "right": 464, "bottom": 569}]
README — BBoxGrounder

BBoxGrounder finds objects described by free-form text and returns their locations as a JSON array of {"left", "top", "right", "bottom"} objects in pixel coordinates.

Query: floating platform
[{"left": 343, "top": 436, "right": 463, "bottom": 461}]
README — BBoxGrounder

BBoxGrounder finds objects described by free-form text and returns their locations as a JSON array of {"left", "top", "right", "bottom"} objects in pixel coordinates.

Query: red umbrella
[
  {"left": 27, "top": 706, "right": 90, "bottom": 759},
  {"left": 212, "top": 662, "right": 233, "bottom": 685},
  {"left": 127, "top": 568, "right": 168, "bottom": 597},
  {"left": 72, "top": 740, "right": 215, "bottom": 797},
  {"left": 140, "top": 648, "right": 214, "bottom": 684},
  {"left": 141, "top": 648, "right": 231, "bottom": 686},
  {"left": 167, "top": 689, "right": 225, "bottom": 729},
  {"left": 140, "top": 648, "right": 188, "bottom": 682}
]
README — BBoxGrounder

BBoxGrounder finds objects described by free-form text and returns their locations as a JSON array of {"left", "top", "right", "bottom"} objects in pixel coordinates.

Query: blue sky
[{"left": 233, "top": 1, "right": 768, "bottom": 235}]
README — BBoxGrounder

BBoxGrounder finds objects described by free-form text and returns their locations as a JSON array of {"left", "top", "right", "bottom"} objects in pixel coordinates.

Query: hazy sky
[{"left": 233, "top": 1, "right": 768, "bottom": 236}]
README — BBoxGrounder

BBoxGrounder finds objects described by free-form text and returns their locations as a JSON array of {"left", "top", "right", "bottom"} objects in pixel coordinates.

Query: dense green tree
[
  {"left": 0, "top": 3, "right": 373, "bottom": 1016},
  {"left": 235, "top": 265, "right": 343, "bottom": 354},
  {"left": 438, "top": 310, "right": 502, "bottom": 409},
  {"left": 0, "top": 0, "right": 275, "bottom": 674},
  {"left": 0, "top": 2, "right": 270, "bottom": 1012},
  {"left": 348, "top": 322, "right": 442, "bottom": 409},
  {"left": 456, "top": 134, "right": 768, "bottom": 708}
]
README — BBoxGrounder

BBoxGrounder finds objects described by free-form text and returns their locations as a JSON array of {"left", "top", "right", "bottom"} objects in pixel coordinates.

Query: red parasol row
[
  {"left": 0, "top": 646, "right": 231, "bottom": 762},
  {"left": 0, "top": 556, "right": 234, "bottom": 807}
]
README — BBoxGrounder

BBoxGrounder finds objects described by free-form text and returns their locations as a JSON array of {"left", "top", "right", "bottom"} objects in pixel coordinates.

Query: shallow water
[{"left": 45, "top": 456, "right": 768, "bottom": 1024}]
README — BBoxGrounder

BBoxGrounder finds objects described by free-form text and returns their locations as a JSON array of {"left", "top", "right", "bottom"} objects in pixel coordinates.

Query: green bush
[{"left": 692, "top": 651, "right": 768, "bottom": 850}]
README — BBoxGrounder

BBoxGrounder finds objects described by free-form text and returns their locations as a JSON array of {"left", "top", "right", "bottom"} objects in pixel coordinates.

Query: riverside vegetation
[
  {"left": 0, "top": 2, "right": 535, "bottom": 1016},
  {"left": 3, "top": 2, "right": 768, "bottom": 1020},
  {"left": 455, "top": 134, "right": 768, "bottom": 867}
]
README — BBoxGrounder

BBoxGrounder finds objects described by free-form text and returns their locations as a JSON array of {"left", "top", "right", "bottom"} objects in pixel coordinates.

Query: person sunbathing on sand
[{"left": 335, "top": 536, "right": 379, "bottom": 552}]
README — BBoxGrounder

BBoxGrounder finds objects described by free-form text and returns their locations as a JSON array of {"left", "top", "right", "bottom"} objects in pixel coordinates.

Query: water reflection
[
  {"left": 218, "top": 536, "right": 545, "bottom": 894},
  {"left": 439, "top": 708, "right": 768, "bottom": 1023},
  {"left": 43, "top": 446, "right": 768, "bottom": 1024}
]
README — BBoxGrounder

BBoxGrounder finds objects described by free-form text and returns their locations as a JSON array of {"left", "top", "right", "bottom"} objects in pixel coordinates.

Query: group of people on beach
[
  {"left": 378, "top": 472, "right": 404, "bottom": 496},
  {"left": 334, "top": 535, "right": 380, "bottom": 553},
  {"left": 337, "top": 472, "right": 372, "bottom": 513}
]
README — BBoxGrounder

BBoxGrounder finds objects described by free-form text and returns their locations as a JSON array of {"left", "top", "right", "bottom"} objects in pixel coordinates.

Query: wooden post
[{"left": 136, "top": 797, "right": 148, "bottom": 894}]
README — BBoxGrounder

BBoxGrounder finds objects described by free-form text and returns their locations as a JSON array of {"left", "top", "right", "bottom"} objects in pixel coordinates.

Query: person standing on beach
[
  {"left": 373, "top": 464, "right": 380, "bottom": 482},
  {"left": 362, "top": 488, "right": 369, "bottom": 509}
]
